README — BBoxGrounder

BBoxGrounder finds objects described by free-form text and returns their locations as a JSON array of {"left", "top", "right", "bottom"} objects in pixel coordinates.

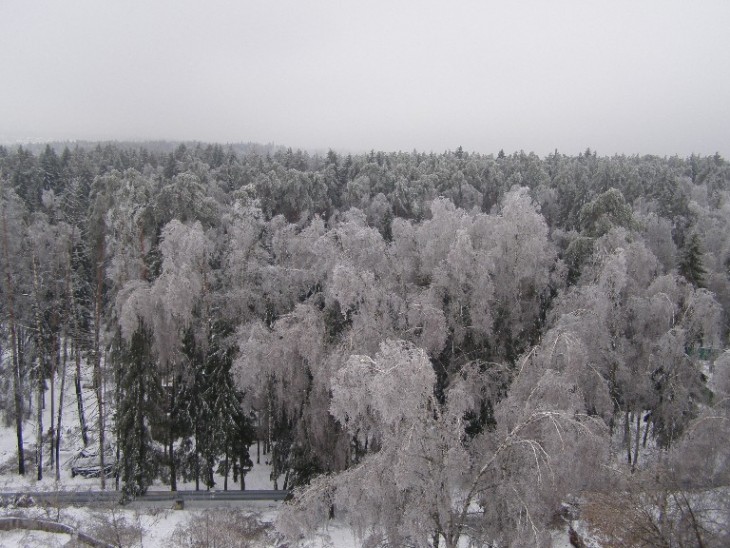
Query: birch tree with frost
[{"left": 279, "top": 338, "right": 608, "bottom": 547}]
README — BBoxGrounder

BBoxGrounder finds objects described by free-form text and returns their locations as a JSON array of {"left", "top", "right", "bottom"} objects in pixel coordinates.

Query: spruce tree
[
  {"left": 182, "top": 320, "right": 254, "bottom": 490},
  {"left": 118, "top": 324, "right": 161, "bottom": 498},
  {"left": 679, "top": 233, "right": 707, "bottom": 288}
]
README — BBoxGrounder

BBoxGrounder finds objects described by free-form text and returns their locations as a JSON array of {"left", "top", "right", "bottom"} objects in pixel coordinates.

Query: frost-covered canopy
[{"left": 1, "top": 144, "right": 729, "bottom": 545}]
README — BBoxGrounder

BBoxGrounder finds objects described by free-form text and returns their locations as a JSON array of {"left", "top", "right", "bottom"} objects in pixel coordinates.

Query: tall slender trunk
[
  {"left": 1, "top": 186, "right": 24, "bottom": 474},
  {"left": 115, "top": 357, "right": 121, "bottom": 492},
  {"left": 267, "top": 382, "right": 273, "bottom": 456},
  {"left": 56, "top": 335, "right": 68, "bottom": 480},
  {"left": 632, "top": 411, "right": 642, "bottom": 473},
  {"left": 31, "top": 254, "right": 45, "bottom": 481},
  {"left": 75, "top": 346, "right": 88, "bottom": 446},
  {"left": 207, "top": 457, "right": 214, "bottom": 489},
  {"left": 49, "top": 334, "right": 57, "bottom": 470},
  {"left": 94, "top": 235, "right": 106, "bottom": 490},
  {"left": 55, "top": 232, "right": 73, "bottom": 479},
  {"left": 624, "top": 410, "right": 632, "bottom": 466},
  {"left": 68, "top": 234, "right": 89, "bottom": 448},
  {"left": 9, "top": 309, "right": 24, "bottom": 474},
  {"left": 14, "top": 328, "right": 26, "bottom": 474},
  {"left": 115, "top": 444, "right": 120, "bottom": 491},
  {"left": 608, "top": 362, "right": 618, "bottom": 435},
  {"left": 195, "top": 426, "right": 200, "bottom": 491},
  {"left": 137, "top": 370, "right": 145, "bottom": 492},
  {"left": 240, "top": 444, "right": 247, "bottom": 491},
  {"left": 20, "top": 331, "right": 32, "bottom": 417},
  {"left": 201, "top": 267, "right": 211, "bottom": 491},
  {"left": 256, "top": 417, "right": 260, "bottom": 465},
  {"left": 169, "top": 377, "right": 177, "bottom": 492},
  {"left": 223, "top": 449, "right": 228, "bottom": 491},
  {"left": 37, "top": 374, "right": 43, "bottom": 481},
  {"left": 169, "top": 438, "right": 176, "bottom": 491}
]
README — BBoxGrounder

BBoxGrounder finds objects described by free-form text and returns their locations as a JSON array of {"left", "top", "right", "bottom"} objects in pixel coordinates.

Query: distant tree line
[{"left": 1, "top": 142, "right": 729, "bottom": 545}]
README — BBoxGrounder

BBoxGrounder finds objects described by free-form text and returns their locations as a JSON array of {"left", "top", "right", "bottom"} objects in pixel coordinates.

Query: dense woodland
[{"left": 1, "top": 142, "right": 729, "bottom": 546}]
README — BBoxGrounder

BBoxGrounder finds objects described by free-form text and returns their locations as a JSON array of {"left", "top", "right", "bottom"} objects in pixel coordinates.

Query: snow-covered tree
[
  {"left": 280, "top": 339, "right": 607, "bottom": 547},
  {"left": 116, "top": 219, "right": 216, "bottom": 492},
  {"left": 679, "top": 232, "right": 707, "bottom": 288},
  {"left": 0, "top": 183, "right": 28, "bottom": 474},
  {"left": 488, "top": 187, "right": 558, "bottom": 362}
]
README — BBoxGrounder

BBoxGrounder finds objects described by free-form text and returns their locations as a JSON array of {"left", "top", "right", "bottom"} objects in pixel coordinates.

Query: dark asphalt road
[{"left": 0, "top": 489, "right": 288, "bottom": 505}]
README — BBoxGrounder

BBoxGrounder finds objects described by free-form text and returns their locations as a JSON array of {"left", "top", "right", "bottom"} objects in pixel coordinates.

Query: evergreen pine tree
[
  {"left": 118, "top": 324, "right": 161, "bottom": 498},
  {"left": 679, "top": 233, "right": 707, "bottom": 288},
  {"left": 182, "top": 320, "right": 255, "bottom": 490},
  {"left": 39, "top": 144, "right": 63, "bottom": 193},
  {"left": 164, "top": 153, "right": 178, "bottom": 180}
]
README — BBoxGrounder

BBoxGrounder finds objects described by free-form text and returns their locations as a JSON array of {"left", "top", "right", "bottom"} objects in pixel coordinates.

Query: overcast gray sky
[{"left": 2, "top": 0, "right": 729, "bottom": 156}]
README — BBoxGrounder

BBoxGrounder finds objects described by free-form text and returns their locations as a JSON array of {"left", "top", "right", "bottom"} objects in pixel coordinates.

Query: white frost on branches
[{"left": 116, "top": 220, "right": 212, "bottom": 365}]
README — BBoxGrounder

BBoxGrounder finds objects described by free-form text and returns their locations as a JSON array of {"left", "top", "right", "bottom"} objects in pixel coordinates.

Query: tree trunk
[
  {"left": 68, "top": 236, "right": 88, "bottom": 448},
  {"left": 223, "top": 449, "right": 228, "bottom": 491},
  {"left": 57, "top": 228, "right": 76, "bottom": 482},
  {"left": 95, "top": 352, "right": 105, "bottom": 490},
  {"left": 444, "top": 530, "right": 460, "bottom": 548},
  {"left": 55, "top": 334, "right": 68, "bottom": 481},
  {"left": 642, "top": 413, "right": 651, "bottom": 448},
  {"left": 14, "top": 328, "right": 27, "bottom": 475},
  {"left": 115, "top": 361, "right": 120, "bottom": 492},
  {"left": 608, "top": 361, "right": 619, "bottom": 434},
  {"left": 169, "top": 377, "right": 177, "bottom": 492},
  {"left": 137, "top": 370, "right": 145, "bottom": 493},
  {"left": 632, "top": 410, "right": 642, "bottom": 472},
  {"left": 36, "top": 373, "right": 43, "bottom": 481},
  {"left": 195, "top": 425, "right": 200, "bottom": 491},
  {"left": 94, "top": 236, "right": 106, "bottom": 490},
  {"left": 267, "top": 384, "right": 273, "bottom": 456},
  {"left": 1, "top": 191, "right": 25, "bottom": 474},
  {"left": 240, "top": 444, "right": 247, "bottom": 491},
  {"left": 31, "top": 254, "right": 45, "bottom": 481},
  {"left": 624, "top": 410, "right": 632, "bottom": 466},
  {"left": 10, "top": 318, "right": 24, "bottom": 474},
  {"left": 169, "top": 438, "right": 177, "bottom": 492},
  {"left": 49, "top": 334, "right": 57, "bottom": 470},
  {"left": 74, "top": 363, "right": 88, "bottom": 446}
]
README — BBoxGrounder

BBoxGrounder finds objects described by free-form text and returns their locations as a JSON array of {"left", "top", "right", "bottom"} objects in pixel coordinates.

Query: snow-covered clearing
[{"left": 0, "top": 500, "right": 580, "bottom": 548}]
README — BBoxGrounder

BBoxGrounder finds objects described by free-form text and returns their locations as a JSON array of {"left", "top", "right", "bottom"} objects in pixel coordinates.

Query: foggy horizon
[{"left": 2, "top": 0, "right": 729, "bottom": 158}]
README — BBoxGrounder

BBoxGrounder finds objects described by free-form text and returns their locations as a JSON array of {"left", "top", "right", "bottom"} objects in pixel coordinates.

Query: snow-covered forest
[{"left": 1, "top": 142, "right": 729, "bottom": 546}]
